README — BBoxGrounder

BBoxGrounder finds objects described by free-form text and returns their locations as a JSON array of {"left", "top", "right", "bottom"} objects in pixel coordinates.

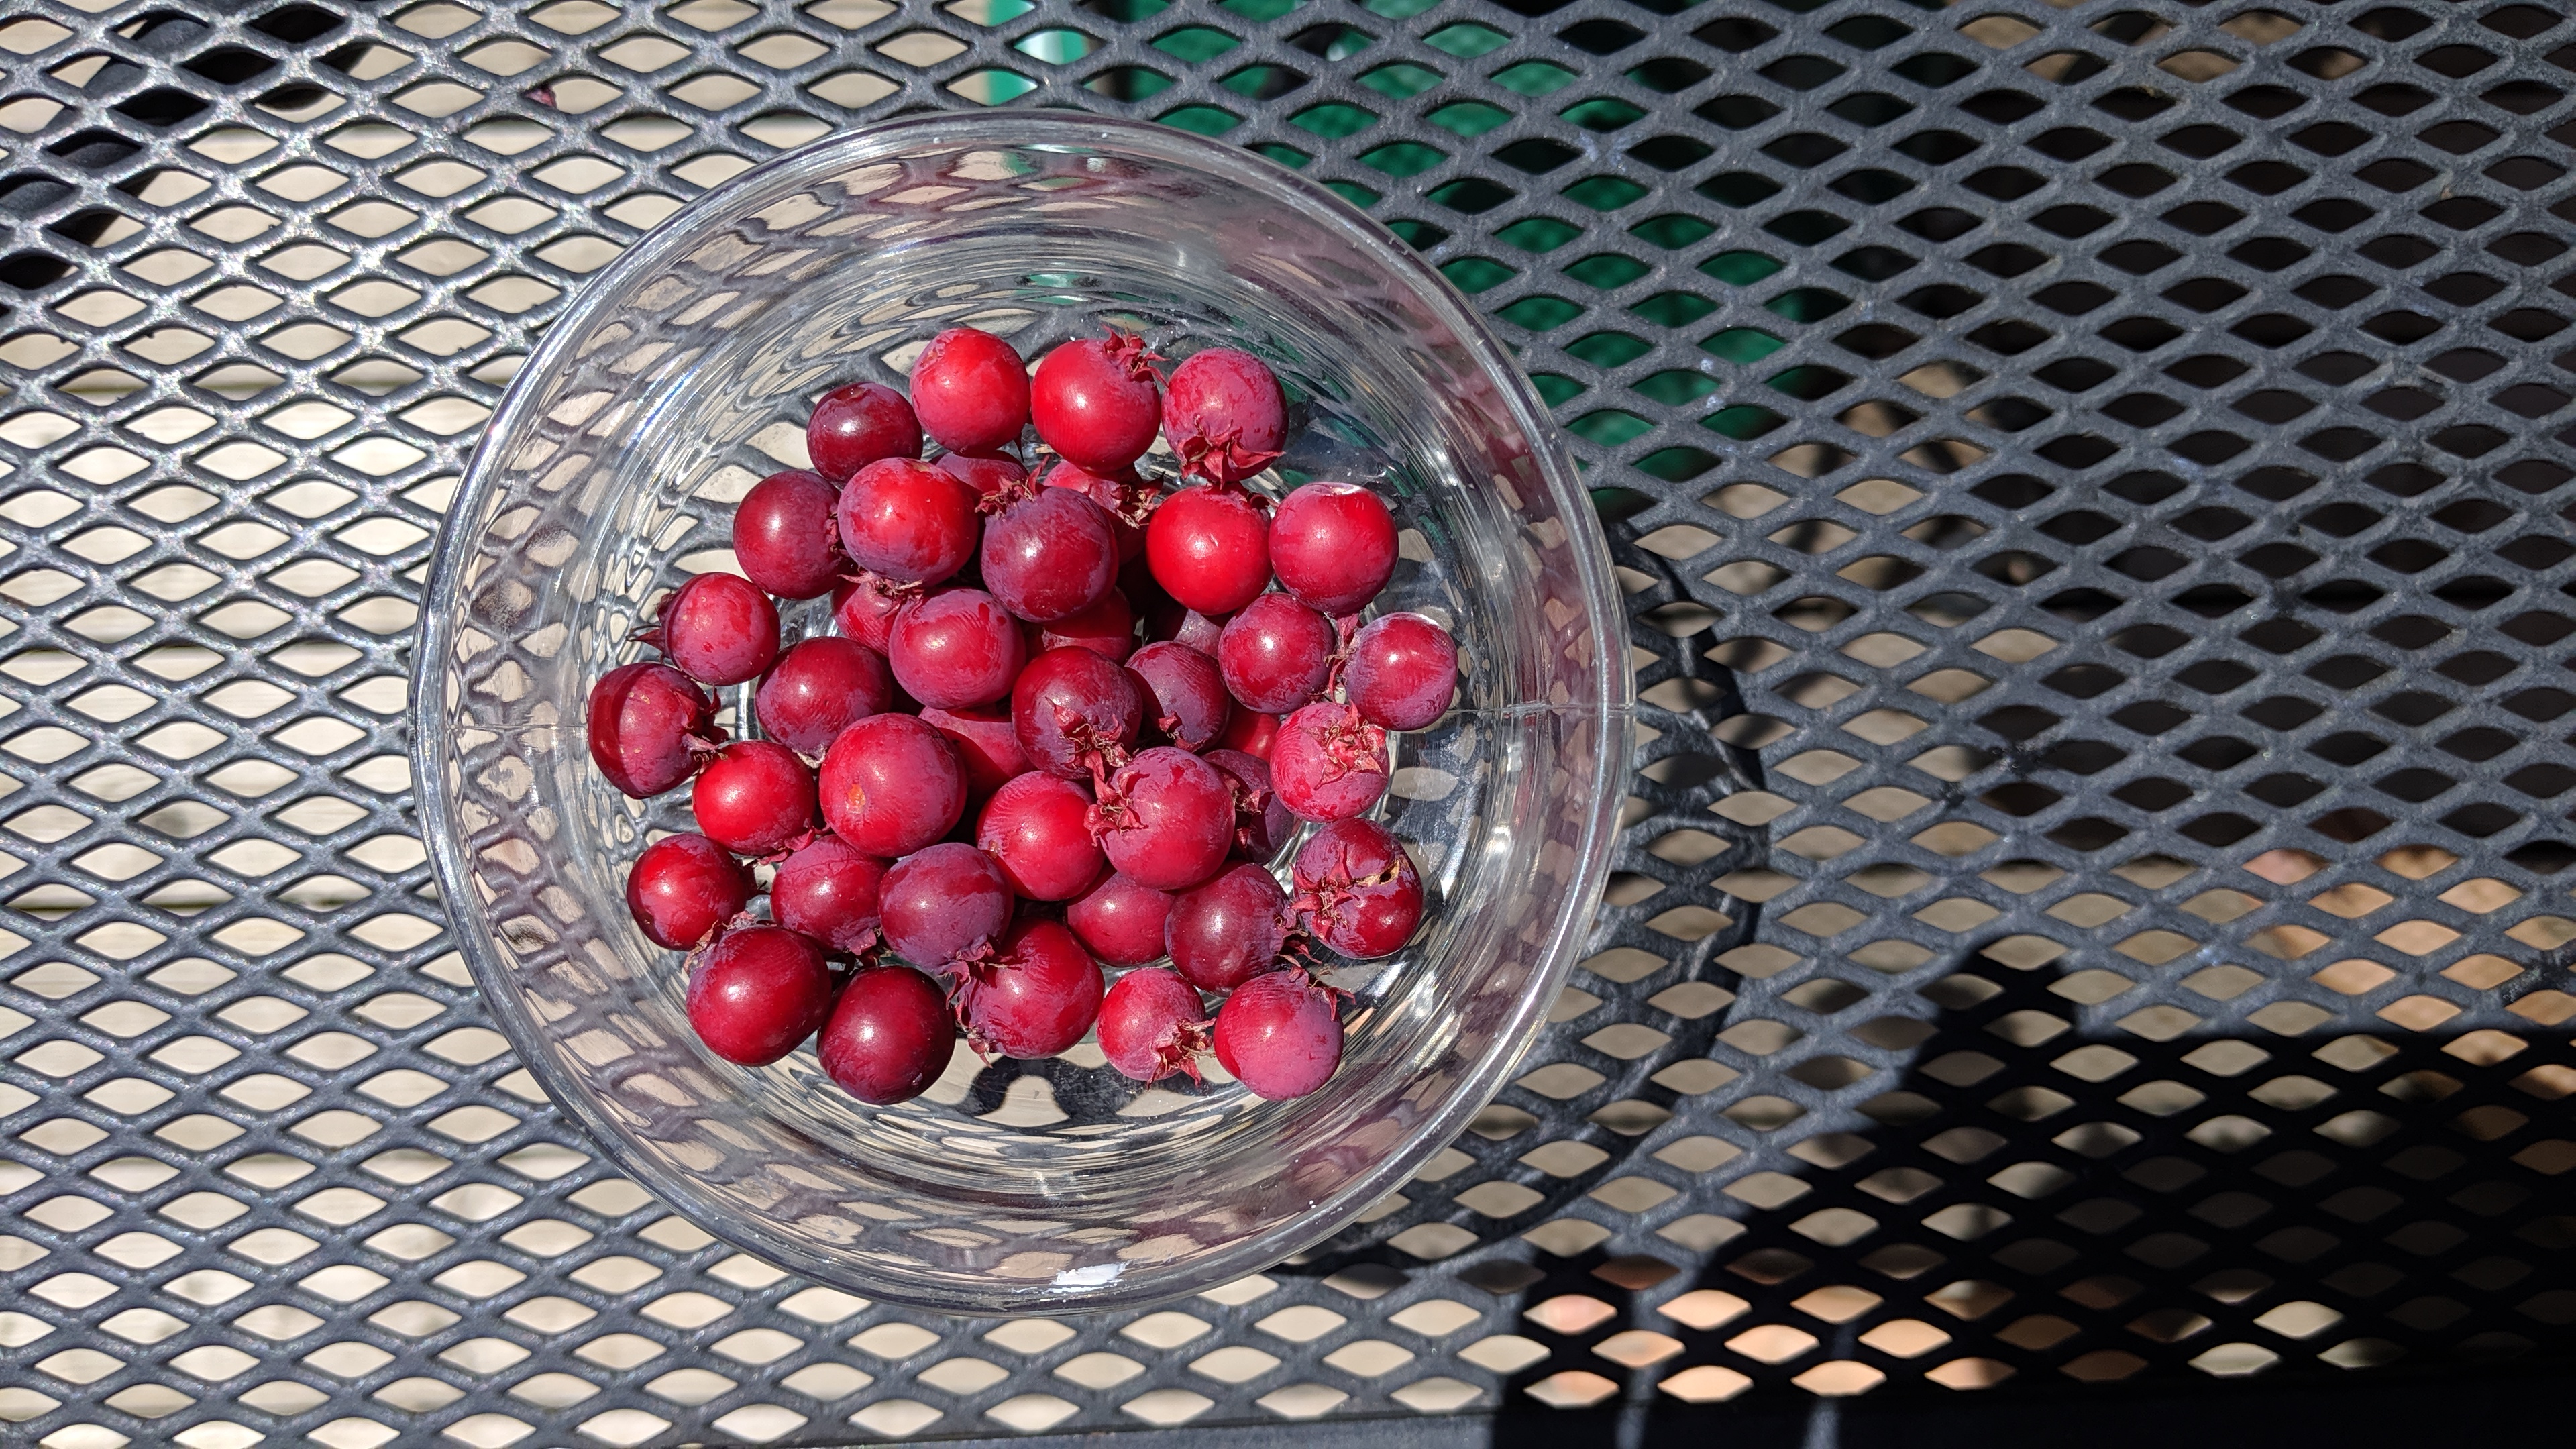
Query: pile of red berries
[{"left": 589, "top": 327, "right": 1460, "bottom": 1106}]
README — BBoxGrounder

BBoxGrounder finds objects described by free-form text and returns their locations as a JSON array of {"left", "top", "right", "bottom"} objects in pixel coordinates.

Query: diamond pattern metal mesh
[{"left": 2, "top": 0, "right": 2573, "bottom": 1442}]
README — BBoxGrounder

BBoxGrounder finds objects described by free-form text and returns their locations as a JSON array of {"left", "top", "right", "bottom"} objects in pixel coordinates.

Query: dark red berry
[
  {"left": 771, "top": 835, "right": 888, "bottom": 955},
  {"left": 1042, "top": 460, "right": 1150, "bottom": 562},
  {"left": 1145, "top": 599, "right": 1229, "bottom": 655},
  {"left": 1345, "top": 612, "right": 1459, "bottom": 731},
  {"left": 1032, "top": 333, "right": 1162, "bottom": 472},
  {"left": 937, "top": 450, "right": 1025, "bottom": 500},
  {"left": 1065, "top": 871, "right": 1175, "bottom": 967},
  {"left": 1162, "top": 347, "right": 1287, "bottom": 486},
  {"left": 625, "top": 833, "right": 751, "bottom": 949},
  {"left": 880, "top": 842, "right": 1012, "bottom": 968},
  {"left": 953, "top": 918, "right": 1103, "bottom": 1059},
  {"left": 1216, "top": 593, "right": 1334, "bottom": 714},
  {"left": 647, "top": 572, "right": 779, "bottom": 686},
  {"left": 1214, "top": 708, "right": 1278, "bottom": 761},
  {"left": 692, "top": 740, "right": 819, "bottom": 857},
  {"left": 917, "top": 702, "right": 1029, "bottom": 805},
  {"left": 888, "top": 588, "right": 1025, "bottom": 709},
  {"left": 980, "top": 486, "right": 1118, "bottom": 623},
  {"left": 588, "top": 661, "right": 719, "bottom": 797},
  {"left": 1097, "top": 967, "right": 1210, "bottom": 1083},
  {"left": 1146, "top": 484, "right": 1270, "bottom": 617},
  {"left": 818, "top": 712, "right": 967, "bottom": 857},
  {"left": 1268, "top": 482, "right": 1397, "bottom": 616},
  {"left": 1128, "top": 641, "right": 1231, "bottom": 752},
  {"left": 755, "top": 637, "right": 894, "bottom": 755},
  {"left": 1012, "top": 646, "right": 1144, "bottom": 780},
  {"left": 1212, "top": 969, "right": 1342, "bottom": 1100},
  {"left": 837, "top": 458, "right": 978, "bottom": 586},
  {"left": 1166, "top": 863, "right": 1289, "bottom": 991},
  {"left": 1091, "top": 745, "right": 1234, "bottom": 892},
  {"left": 818, "top": 963, "right": 951, "bottom": 1105},
  {"left": 1207, "top": 747, "right": 1293, "bottom": 860},
  {"left": 1292, "top": 818, "right": 1423, "bottom": 959},
  {"left": 1271, "top": 701, "right": 1388, "bottom": 822},
  {"left": 910, "top": 327, "right": 1029, "bottom": 455},
  {"left": 733, "top": 469, "right": 847, "bottom": 600},
  {"left": 686, "top": 926, "right": 833, "bottom": 1066},
  {"left": 806, "top": 380, "right": 920, "bottom": 482},
  {"left": 832, "top": 574, "right": 908, "bottom": 653},
  {"left": 1038, "top": 588, "right": 1136, "bottom": 662},
  {"left": 977, "top": 772, "right": 1106, "bottom": 902}
]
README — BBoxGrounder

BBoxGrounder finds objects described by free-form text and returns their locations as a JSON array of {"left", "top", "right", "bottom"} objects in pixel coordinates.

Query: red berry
[
  {"left": 917, "top": 702, "right": 1030, "bottom": 805},
  {"left": 588, "top": 661, "right": 719, "bottom": 797},
  {"left": 818, "top": 963, "right": 951, "bottom": 1105},
  {"left": 1042, "top": 460, "right": 1150, "bottom": 561},
  {"left": 755, "top": 637, "right": 894, "bottom": 755},
  {"left": 1212, "top": 969, "right": 1342, "bottom": 1100},
  {"left": 1097, "top": 967, "right": 1210, "bottom": 1083},
  {"left": 648, "top": 572, "right": 779, "bottom": 686},
  {"left": 980, "top": 487, "right": 1118, "bottom": 623},
  {"left": 831, "top": 574, "right": 908, "bottom": 652},
  {"left": 625, "top": 833, "right": 751, "bottom": 949},
  {"left": 1038, "top": 588, "right": 1136, "bottom": 662},
  {"left": 1166, "top": 862, "right": 1289, "bottom": 991},
  {"left": 910, "top": 327, "right": 1029, "bottom": 455},
  {"left": 818, "top": 713, "right": 967, "bottom": 857},
  {"left": 771, "top": 835, "right": 888, "bottom": 955},
  {"left": 1345, "top": 612, "right": 1459, "bottom": 731},
  {"left": 1146, "top": 484, "right": 1270, "bottom": 616},
  {"left": 1267, "top": 482, "right": 1397, "bottom": 616},
  {"left": 937, "top": 451, "right": 1025, "bottom": 500},
  {"left": 837, "top": 458, "right": 979, "bottom": 586},
  {"left": 1162, "top": 347, "right": 1287, "bottom": 485},
  {"left": 1032, "top": 333, "right": 1162, "bottom": 472},
  {"left": 692, "top": 740, "right": 819, "bottom": 857},
  {"left": 1207, "top": 747, "right": 1293, "bottom": 860},
  {"left": 1012, "top": 646, "right": 1143, "bottom": 780},
  {"left": 1271, "top": 701, "right": 1388, "bottom": 822},
  {"left": 1128, "top": 641, "right": 1231, "bottom": 752},
  {"left": 881, "top": 842, "right": 1012, "bottom": 968},
  {"left": 733, "top": 469, "right": 847, "bottom": 600},
  {"left": 977, "top": 772, "right": 1106, "bottom": 902},
  {"left": 686, "top": 926, "right": 833, "bottom": 1066},
  {"left": 1145, "top": 599, "right": 1229, "bottom": 654},
  {"left": 954, "top": 918, "right": 1103, "bottom": 1059},
  {"left": 1214, "top": 708, "right": 1279, "bottom": 761},
  {"left": 888, "top": 588, "right": 1025, "bottom": 709},
  {"left": 1091, "top": 745, "right": 1234, "bottom": 892},
  {"left": 1292, "top": 818, "right": 1423, "bottom": 959},
  {"left": 1216, "top": 593, "right": 1334, "bottom": 714},
  {"left": 1065, "top": 871, "right": 1176, "bottom": 967},
  {"left": 806, "top": 380, "right": 920, "bottom": 482}
]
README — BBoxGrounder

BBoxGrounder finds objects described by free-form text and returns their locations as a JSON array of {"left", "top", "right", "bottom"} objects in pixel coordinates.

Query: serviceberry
[
  {"left": 1065, "top": 871, "right": 1176, "bottom": 967},
  {"left": 645, "top": 572, "right": 779, "bottom": 686},
  {"left": 806, "top": 380, "right": 920, "bottom": 482},
  {"left": 818, "top": 963, "right": 952, "bottom": 1105},
  {"left": 818, "top": 712, "right": 967, "bottom": 857},
  {"left": 1090, "top": 745, "right": 1234, "bottom": 892},
  {"left": 1097, "top": 967, "right": 1210, "bottom": 1083},
  {"left": 755, "top": 637, "right": 893, "bottom": 756},
  {"left": 625, "top": 833, "right": 751, "bottom": 949},
  {"left": 888, "top": 588, "right": 1025, "bottom": 709},
  {"left": 880, "top": 842, "right": 1012, "bottom": 968},
  {"left": 1270, "top": 700, "right": 1388, "bottom": 822},
  {"left": 1166, "top": 862, "right": 1290, "bottom": 991},
  {"left": 980, "top": 486, "right": 1118, "bottom": 623},
  {"left": 733, "top": 468, "right": 847, "bottom": 600},
  {"left": 771, "top": 834, "right": 888, "bottom": 955},
  {"left": 910, "top": 327, "right": 1029, "bottom": 455},
  {"left": 686, "top": 925, "right": 833, "bottom": 1066},
  {"left": 837, "top": 457, "right": 979, "bottom": 586},
  {"left": 1032, "top": 332, "right": 1161, "bottom": 472},
  {"left": 691, "top": 740, "right": 820, "bottom": 857},
  {"left": 588, "top": 661, "right": 719, "bottom": 798},
  {"left": 1146, "top": 484, "right": 1270, "bottom": 616},
  {"left": 1128, "top": 641, "right": 1232, "bottom": 752},
  {"left": 953, "top": 918, "right": 1104, "bottom": 1059},
  {"left": 1344, "top": 612, "right": 1458, "bottom": 731},
  {"left": 977, "top": 772, "right": 1107, "bottom": 902},
  {"left": 1212, "top": 969, "right": 1342, "bottom": 1100},
  {"left": 1268, "top": 482, "right": 1397, "bottom": 616},
  {"left": 1292, "top": 818, "right": 1423, "bottom": 959},
  {"left": 1216, "top": 592, "right": 1334, "bottom": 714},
  {"left": 1012, "top": 646, "right": 1143, "bottom": 780},
  {"left": 1161, "top": 347, "right": 1286, "bottom": 485},
  {"left": 1207, "top": 747, "right": 1294, "bottom": 861}
]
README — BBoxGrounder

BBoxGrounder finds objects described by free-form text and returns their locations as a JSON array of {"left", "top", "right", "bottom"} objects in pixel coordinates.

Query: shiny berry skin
[
  {"left": 734, "top": 469, "right": 847, "bottom": 600},
  {"left": 918, "top": 702, "right": 1029, "bottom": 805},
  {"left": 1207, "top": 747, "right": 1294, "bottom": 860},
  {"left": 1038, "top": 588, "right": 1136, "bottom": 662},
  {"left": 1162, "top": 347, "right": 1287, "bottom": 486},
  {"left": 806, "top": 380, "right": 920, "bottom": 482},
  {"left": 837, "top": 458, "right": 979, "bottom": 586},
  {"left": 1128, "top": 641, "right": 1231, "bottom": 752},
  {"left": 588, "top": 661, "right": 719, "bottom": 797},
  {"left": 771, "top": 835, "right": 888, "bottom": 955},
  {"left": 1166, "top": 862, "right": 1289, "bottom": 991},
  {"left": 1091, "top": 745, "right": 1234, "bottom": 892},
  {"left": 1345, "top": 612, "right": 1460, "bottom": 731},
  {"left": 1146, "top": 484, "right": 1271, "bottom": 616},
  {"left": 980, "top": 486, "right": 1118, "bottom": 623},
  {"left": 880, "top": 842, "right": 1012, "bottom": 968},
  {"left": 1267, "top": 482, "right": 1397, "bottom": 616},
  {"left": 755, "top": 637, "right": 894, "bottom": 756},
  {"left": 1293, "top": 818, "right": 1423, "bottom": 959},
  {"left": 1032, "top": 333, "right": 1162, "bottom": 472},
  {"left": 937, "top": 450, "right": 1025, "bottom": 500},
  {"left": 977, "top": 772, "right": 1106, "bottom": 902},
  {"left": 818, "top": 963, "right": 951, "bottom": 1105},
  {"left": 691, "top": 740, "right": 820, "bottom": 857},
  {"left": 1271, "top": 701, "right": 1388, "bottom": 822},
  {"left": 832, "top": 574, "right": 908, "bottom": 653},
  {"left": 818, "top": 712, "right": 967, "bottom": 857},
  {"left": 1216, "top": 593, "right": 1334, "bottom": 714},
  {"left": 1097, "top": 967, "right": 1210, "bottom": 1083},
  {"left": 1212, "top": 969, "right": 1342, "bottom": 1100},
  {"left": 686, "top": 926, "right": 833, "bottom": 1066},
  {"left": 888, "top": 588, "right": 1025, "bottom": 709},
  {"left": 1214, "top": 708, "right": 1278, "bottom": 761},
  {"left": 910, "top": 327, "right": 1030, "bottom": 455},
  {"left": 1012, "top": 646, "right": 1144, "bottom": 780},
  {"left": 625, "top": 833, "right": 751, "bottom": 949},
  {"left": 1145, "top": 600, "right": 1228, "bottom": 654},
  {"left": 1065, "top": 871, "right": 1176, "bottom": 967},
  {"left": 649, "top": 572, "right": 779, "bottom": 686},
  {"left": 954, "top": 918, "right": 1104, "bottom": 1059}
]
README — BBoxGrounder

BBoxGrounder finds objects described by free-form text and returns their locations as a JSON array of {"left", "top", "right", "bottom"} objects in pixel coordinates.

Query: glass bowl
[{"left": 412, "top": 112, "right": 1631, "bottom": 1314}]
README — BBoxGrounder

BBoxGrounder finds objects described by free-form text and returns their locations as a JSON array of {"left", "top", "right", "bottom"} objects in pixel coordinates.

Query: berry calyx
[
  {"left": 734, "top": 469, "right": 848, "bottom": 600},
  {"left": 588, "top": 661, "right": 720, "bottom": 798},
  {"left": 643, "top": 572, "right": 780, "bottom": 686},
  {"left": 1097, "top": 967, "right": 1210, "bottom": 1083},
  {"left": 806, "top": 380, "right": 921, "bottom": 482},
  {"left": 1032, "top": 332, "right": 1163, "bottom": 473},
  {"left": 831, "top": 572, "right": 913, "bottom": 653},
  {"left": 690, "top": 739, "right": 820, "bottom": 857},
  {"left": 910, "top": 327, "right": 1030, "bottom": 456},
  {"left": 686, "top": 926, "right": 833, "bottom": 1066},
  {"left": 625, "top": 833, "right": 751, "bottom": 949},
  {"left": 1162, "top": 347, "right": 1287, "bottom": 486},
  {"left": 1270, "top": 700, "right": 1389, "bottom": 822},
  {"left": 818, "top": 712, "right": 967, "bottom": 857},
  {"left": 818, "top": 963, "right": 951, "bottom": 1104},
  {"left": 837, "top": 457, "right": 979, "bottom": 586},
  {"left": 1212, "top": 968, "right": 1343, "bottom": 1100},
  {"left": 1291, "top": 818, "right": 1424, "bottom": 959}
]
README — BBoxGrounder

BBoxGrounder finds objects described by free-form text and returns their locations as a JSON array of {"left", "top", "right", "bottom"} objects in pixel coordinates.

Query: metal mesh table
[{"left": 3, "top": 0, "right": 2573, "bottom": 1444}]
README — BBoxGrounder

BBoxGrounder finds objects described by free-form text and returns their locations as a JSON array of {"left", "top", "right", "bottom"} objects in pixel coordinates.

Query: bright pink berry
[
  {"left": 977, "top": 772, "right": 1106, "bottom": 902},
  {"left": 1267, "top": 482, "right": 1397, "bottom": 616},
  {"left": 1128, "top": 641, "right": 1231, "bottom": 752},
  {"left": 953, "top": 918, "right": 1104, "bottom": 1059},
  {"left": 818, "top": 963, "right": 951, "bottom": 1105},
  {"left": 1207, "top": 747, "right": 1293, "bottom": 860},
  {"left": 1097, "top": 967, "right": 1210, "bottom": 1083},
  {"left": 588, "top": 661, "right": 719, "bottom": 797},
  {"left": 1216, "top": 593, "right": 1334, "bottom": 714},
  {"left": 771, "top": 835, "right": 888, "bottom": 955},
  {"left": 686, "top": 925, "right": 833, "bottom": 1066},
  {"left": 1032, "top": 333, "right": 1162, "bottom": 472},
  {"left": 818, "top": 712, "right": 966, "bottom": 857},
  {"left": 888, "top": 588, "right": 1025, "bottom": 709},
  {"left": 1271, "top": 701, "right": 1388, "bottom": 822},
  {"left": 1090, "top": 745, "right": 1234, "bottom": 892},
  {"left": 755, "top": 637, "right": 893, "bottom": 755},
  {"left": 1065, "top": 871, "right": 1175, "bottom": 967},
  {"left": 1012, "top": 646, "right": 1143, "bottom": 780},
  {"left": 880, "top": 842, "right": 1012, "bottom": 968},
  {"left": 1214, "top": 709, "right": 1278, "bottom": 761},
  {"left": 1166, "top": 862, "right": 1289, "bottom": 991},
  {"left": 1146, "top": 484, "right": 1271, "bottom": 617},
  {"left": 918, "top": 702, "right": 1029, "bottom": 805},
  {"left": 937, "top": 450, "right": 1025, "bottom": 500},
  {"left": 647, "top": 572, "right": 779, "bottom": 686},
  {"left": 806, "top": 380, "right": 920, "bottom": 482},
  {"left": 910, "top": 327, "right": 1029, "bottom": 455},
  {"left": 1146, "top": 599, "right": 1229, "bottom": 654},
  {"left": 1038, "top": 588, "right": 1136, "bottom": 662},
  {"left": 1345, "top": 612, "right": 1459, "bottom": 731},
  {"left": 981, "top": 486, "right": 1118, "bottom": 623},
  {"left": 832, "top": 574, "right": 908, "bottom": 653},
  {"left": 625, "top": 833, "right": 751, "bottom": 950},
  {"left": 1212, "top": 969, "right": 1342, "bottom": 1100},
  {"left": 733, "top": 469, "right": 847, "bottom": 600},
  {"left": 691, "top": 740, "right": 819, "bottom": 857},
  {"left": 1292, "top": 818, "right": 1423, "bottom": 959},
  {"left": 837, "top": 458, "right": 978, "bottom": 586},
  {"left": 1162, "top": 347, "right": 1287, "bottom": 485}
]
